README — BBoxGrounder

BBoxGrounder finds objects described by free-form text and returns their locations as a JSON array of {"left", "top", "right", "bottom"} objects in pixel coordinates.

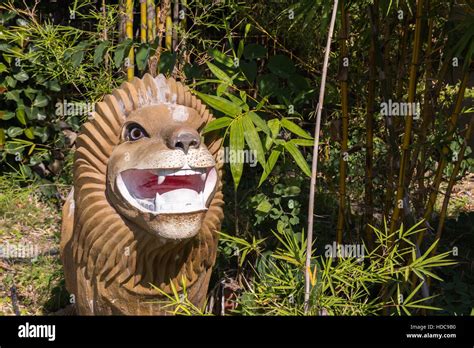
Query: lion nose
[{"left": 170, "top": 129, "right": 201, "bottom": 154}]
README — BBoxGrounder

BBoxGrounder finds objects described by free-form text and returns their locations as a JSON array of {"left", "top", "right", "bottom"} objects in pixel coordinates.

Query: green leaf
[
  {"left": 284, "top": 141, "right": 311, "bottom": 177},
  {"left": 13, "top": 71, "right": 28, "bottom": 82},
  {"left": 207, "top": 61, "right": 231, "bottom": 83},
  {"left": 114, "top": 38, "right": 133, "bottom": 68},
  {"left": 242, "top": 115, "right": 266, "bottom": 167},
  {"left": 281, "top": 118, "right": 312, "bottom": 139},
  {"left": 259, "top": 148, "right": 282, "bottom": 186},
  {"left": 208, "top": 48, "right": 234, "bottom": 68},
  {"left": 0, "top": 63, "right": 7, "bottom": 73},
  {"left": 290, "top": 138, "right": 314, "bottom": 146},
  {"left": 243, "top": 43, "right": 267, "bottom": 60},
  {"left": 93, "top": 40, "right": 110, "bottom": 66},
  {"left": 248, "top": 111, "right": 270, "bottom": 135},
  {"left": 16, "top": 107, "right": 26, "bottom": 125},
  {"left": 229, "top": 117, "right": 245, "bottom": 189},
  {"left": 45, "top": 79, "right": 61, "bottom": 92},
  {"left": 1, "top": 111, "right": 15, "bottom": 120},
  {"left": 196, "top": 92, "right": 241, "bottom": 117},
  {"left": 202, "top": 117, "right": 232, "bottom": 134},
  {"left": 33, "top": 94, "right": 48, "bottom": 108},
  {"left": 71, "top": 50, "right": 84, "bottom": 68},
  {"left": 256, "top": 198, "right": 272, "bottom": 213},
  {"left": 24, "top": 127, "right": 35, "bottom": 140},
  {"left": 136, "top": 44, "right": 150, "bottom": 71},
  {"left": 158, "top": 51, "right": 176, "bottom": 75},
  {"left": 7, "top": 126, "right": 23, "bottom": 137},
  {"left": 0, "top": 128, "right": 5, "bottom": 146}
]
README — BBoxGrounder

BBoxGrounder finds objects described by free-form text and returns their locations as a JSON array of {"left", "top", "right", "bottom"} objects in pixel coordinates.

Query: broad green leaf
[
  {"left": 281, "top": 118, "right": 312, "bottom": 139},
  {"left": 93, "top": 40, "right": 110, "bottom": 66},
  {"left": 16, "top": 108, "right": 26, "bottom": 125},
  {"left": 259, "top": 148, "right": 282, "bottom": 186},
  {"left": 0, "top": 128, "right": 4, "bottom": 146},
  {"left": 33, "top": 94, "right": 48, "bottom": 108},
  {"left": 24, "top": 127, "right": 35, "bottom": 140},
  {"left": 207, "top": 61, "right": 231, "bottom": 83},
  {"left": 136, "top": 44, "right": 150, "bottom": 71},
  {"left": 196, "top": 92, "right": 241, "bottom": 117},
  {"left": 7, "top": 126, "right": 23, "bottom": 137},
  {"left": 71, "top": 50, "right": 84, "bottom": 68},
  {"left": 13, "top": 71, "right": 28, "bottom": 82},
  {"left": 45, "top": 79, "right": 61, "bottom": 92},
  {"left": 256, "top": 198, "right": 272, "bottom": 213},
  {"left": 0, "top": 63, "right": 7, "bottom": 73},
  {"left": 229, "top": 117, "right": 245, "bottom": 189},
  {"left": 158, "top": 51, "right": 176, "bottom": 75},
  {"left": 240, "top": 60, "right": 257, "bottom": 82},
  {"left": 202, "top": 117, "right": 232, "bottom": 134},
  {"left": 243, "top": 43, "right": 267, "bottom": 60},
  {"left": 284, "top": 141, "right": 311, "bottom": 177},
  {"left": 242, "top": 115, "right": 265, "bottom": 167},
  {"left": 1, "top": 111, "right": 15, "bottom": 120},
  {"left": 114, "top": 38, "right": 133, "bottom": 68}
]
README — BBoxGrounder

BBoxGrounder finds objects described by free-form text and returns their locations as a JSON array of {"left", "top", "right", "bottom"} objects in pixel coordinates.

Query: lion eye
[{"left": 126, "top": 124, "right": 147, "bottom": 141}]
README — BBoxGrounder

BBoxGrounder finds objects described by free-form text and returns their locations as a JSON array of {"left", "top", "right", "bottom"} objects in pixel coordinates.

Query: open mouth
[{"left": 117, "top": 166, "right": 217, "bottom": 214}]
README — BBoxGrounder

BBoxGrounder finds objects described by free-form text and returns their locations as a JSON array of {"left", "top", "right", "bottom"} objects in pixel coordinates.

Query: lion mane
[{"left": 60, "top": 74, "right": 224, "bottom": 315}]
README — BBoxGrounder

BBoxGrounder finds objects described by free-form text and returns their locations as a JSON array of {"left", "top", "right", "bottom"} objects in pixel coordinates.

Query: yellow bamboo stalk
[
  {"left": 336, "top": 0, "right": 349, "bottom": 245},
  {"left": 417, "top": 71, "right": 469, "bottom": 246},
  {"left": 126, "top": 0, "right": 134, "bottom": 81},
  {"left": 140, "top": 0, "right": 147, "bottom": 43},
  {"left": 165, "top": 14, "right": 172, "bottom": 50},
  {"left": 389, "top": 0, "right": 424, "bottom": 236},
  {"left": 147, "top": 0, "right": 155, "bottom": 42}
]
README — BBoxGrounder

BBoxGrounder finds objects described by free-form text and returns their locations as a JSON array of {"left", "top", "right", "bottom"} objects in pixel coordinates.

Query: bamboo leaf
[
  {"left": 196, "top": 92, "right": 242, "bottom": 117},
  {"left": 281, "top": 118, "right": 312, "bottom": 139},
  {"left": 242, "top": 114, "right": 266, "bottom": 166},
  {"left": 284, "top": 141, "right": 311, "bottom": 177},
  {"left": 230, "top": 117, "right": 245, "bottom": 189},
  {"left": 259, "top": 148, "right": 281, "bottom": 186},
  {"left": 202, "top": 117, "right": 232, "bottom": 134}
]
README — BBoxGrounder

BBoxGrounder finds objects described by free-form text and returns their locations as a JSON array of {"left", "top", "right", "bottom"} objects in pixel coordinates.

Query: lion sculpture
[{"left": 60, "top": 74, "right": 224, "bottom": 315}]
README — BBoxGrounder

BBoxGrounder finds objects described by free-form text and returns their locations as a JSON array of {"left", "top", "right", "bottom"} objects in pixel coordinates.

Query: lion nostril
[{"left": 171, "top": 131, "right": 201, "bottom": 154}]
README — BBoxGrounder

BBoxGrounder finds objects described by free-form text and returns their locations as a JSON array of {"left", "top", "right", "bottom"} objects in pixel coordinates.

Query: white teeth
[
  {"left": 200, "top": 172, "right": 206, "bottom": 181},
  {"left": 155, "top": 193, "right": 163, "bottom": 211},
  {"left": 157, "top": 175, "right": 165, "bottom": 185}
]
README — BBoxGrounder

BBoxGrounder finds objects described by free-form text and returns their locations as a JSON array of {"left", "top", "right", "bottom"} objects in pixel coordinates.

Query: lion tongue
[{"left": 154, "top": 188, "right": 203, "bottom": 213}]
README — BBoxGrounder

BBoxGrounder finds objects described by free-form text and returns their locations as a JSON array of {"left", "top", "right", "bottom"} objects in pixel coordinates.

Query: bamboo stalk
[
  {"left": 417, "top": 71, "right": 469, "bottom": 246},
  {"left": 147, "top": 0, "right": 155, "bottom": 42},
  {"left": 126, "top": 0, "right": 134, "bottom": 81},
  {"left": 149, "top": 0, "right": 170, "bottom": 76},
  {"left": 140, "top": 0, "right": 147, "bottom": 43},
  {"left": 389, "top": 0, "right": 424, "bottom": 236},
  {"left": 336, "top": 0, "right": 349, "bottom": 245},
  {"left": 172, "top": 0, "right": 179, "bottom": 50},
  {"left": 304, "top": 0, "right": 339, "bottom": 314},
  {"left": 165, "top": 14, "right": 172, "bottom": 50},
  {"left": 365, "top": 2, "right": 378, "bottom": 249}
]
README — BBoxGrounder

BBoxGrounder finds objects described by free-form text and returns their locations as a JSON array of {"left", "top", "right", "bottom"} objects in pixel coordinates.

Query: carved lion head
[{"left": 105, "top": 77, "right": 219, "bottom": 240}]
